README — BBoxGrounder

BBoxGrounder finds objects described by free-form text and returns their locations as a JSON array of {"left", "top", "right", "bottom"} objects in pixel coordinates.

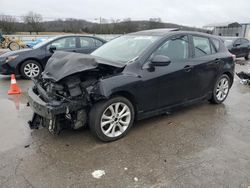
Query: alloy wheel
[
  {"left": 100, "top": 102, "right": 131, "bottom": 138},
  {"left": 216, "top": 77, "right": 229, "bottom": 101},
  {"left": 24, "top": 63, "right": 40, "bottom": 78}
]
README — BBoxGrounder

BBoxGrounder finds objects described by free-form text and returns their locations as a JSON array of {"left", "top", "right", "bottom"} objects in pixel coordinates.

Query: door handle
[{"left": 183, "top": 65, "right": 193, "bottom": 72}]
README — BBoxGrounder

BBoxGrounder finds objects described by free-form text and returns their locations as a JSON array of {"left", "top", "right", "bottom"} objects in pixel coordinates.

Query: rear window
[
  {"left": 193, "top": 36, "right": 212, "bottom": 57},
  {"left": 211, "top": 38, "right": 220, "bottom": 51}
]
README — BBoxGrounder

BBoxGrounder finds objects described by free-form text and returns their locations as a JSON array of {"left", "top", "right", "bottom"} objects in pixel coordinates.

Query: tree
[
  {"left": 0, "top": 14, "right": 17, "bottom": 34},
  {"left": 23, "top": 11, "right": 43, "bottom": 34}
]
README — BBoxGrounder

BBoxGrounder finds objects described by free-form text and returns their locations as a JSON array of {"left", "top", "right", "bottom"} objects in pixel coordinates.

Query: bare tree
[
  {"left": 23, "top": 11, "right": 43, "bottom": 34},
  {"left": 0, "top": 14, "right": 17, "bottom": 34}
]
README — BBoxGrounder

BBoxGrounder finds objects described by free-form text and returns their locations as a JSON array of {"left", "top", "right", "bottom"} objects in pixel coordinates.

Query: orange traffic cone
[{"left": 8, "top": 74, "right": 21, "bottom": 95}]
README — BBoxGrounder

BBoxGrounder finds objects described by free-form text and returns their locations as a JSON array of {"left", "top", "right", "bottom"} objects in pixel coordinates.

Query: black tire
[
  {"left": 210, "top": 74, "right": 231, "bottom": 104},
  {"left": 20, "top": 60, "right": 42, "bottom": 79},
  {"left": 89, "top": 96, "right": 135, "bottom": 142},
  {"left": 244, "top": 54, "right": 249, "bottom": 60},
  {"left": 8, "top": 41, "right": 20, "bottom": 51}
]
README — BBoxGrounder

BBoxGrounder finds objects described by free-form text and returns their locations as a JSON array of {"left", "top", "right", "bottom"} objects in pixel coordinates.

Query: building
[{"left": 203, "top": 22, "right": 250, "bottom": 39}]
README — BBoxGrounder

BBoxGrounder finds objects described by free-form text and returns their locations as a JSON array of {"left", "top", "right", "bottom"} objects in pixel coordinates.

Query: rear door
[
  {"left": 231, "top": 39, "right": 242, "bottom": 57},
  {"left": 76, "top": 37, "right": 96, "bottom": 54},
  {"left": 240, "top": 38, "right": 250, "bottom": 57},
  {"left": 190, "top": 35, "right": 221, "bottom": 98}
]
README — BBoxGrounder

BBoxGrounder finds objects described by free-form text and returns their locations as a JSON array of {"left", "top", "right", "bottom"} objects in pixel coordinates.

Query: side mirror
[
  {"left": 150, "top": 55, "right": 171, "bottom": 66},
  {"left": 49, "top": 45, "right": 57, "bottom": 53}
]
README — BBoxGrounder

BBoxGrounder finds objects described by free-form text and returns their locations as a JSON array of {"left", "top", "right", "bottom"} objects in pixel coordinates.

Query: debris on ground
[
  {"left": 24, "top": 145, "right": 30, "bottom": 148},
  {"left": 237, "top": 72, "right": 250, "bottom": 85},
  {"left": 134, "top": 177, "right": 138, "bottom": 182},
  {"left": 91, "top": 170, "right": 105, "bottom": 179},
  {"left": 124, "top": 167, "right": 128, "bottom": 171}
]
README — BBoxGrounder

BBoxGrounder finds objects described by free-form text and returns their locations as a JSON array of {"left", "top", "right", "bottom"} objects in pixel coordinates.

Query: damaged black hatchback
[{"left": 28, "top": 29, "right": 235, "bottom": 141}]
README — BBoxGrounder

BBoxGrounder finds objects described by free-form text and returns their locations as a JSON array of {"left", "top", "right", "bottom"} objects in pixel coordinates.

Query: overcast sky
[{"left": 0, "top": 0, "right": 249, "bottom": 27}]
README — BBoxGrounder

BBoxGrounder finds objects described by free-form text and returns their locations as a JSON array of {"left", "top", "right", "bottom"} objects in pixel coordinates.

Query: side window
[
  {"left": 94, "top": 39, "right": 104, "bottom": 47},
  {"left": 193, "top": 36, "right": 212, "bottom": 57},
  {"left": 50, "top": 37, "right": 76, "bottom": 49},
  {"left": 79, "top": 37, "right": 94, "bottom": 48},
  {"left": 153, "top": 35, "right": 189, "bottom": 61},
  {"left": 211, "top": 38, "right": 220, "bottom": 52}
]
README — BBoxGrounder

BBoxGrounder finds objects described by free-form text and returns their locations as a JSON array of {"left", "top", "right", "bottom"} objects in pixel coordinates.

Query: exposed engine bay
[{"left": 27, "top": 51, "right": 125, "bottom": 134}]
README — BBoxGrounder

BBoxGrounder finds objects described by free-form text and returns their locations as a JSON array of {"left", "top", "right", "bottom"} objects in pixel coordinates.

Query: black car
[
  {"left": 28, "top": 29, "right": 235, "bottom": 142},
  {"left": 0, "top": 35, "right": 106, "bottom": 79},
  {"left": 222, "top": 37, "right": 250, "bottom": 60}
]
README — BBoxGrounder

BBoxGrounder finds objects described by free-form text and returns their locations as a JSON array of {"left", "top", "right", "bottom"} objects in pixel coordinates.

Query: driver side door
[
  {"left": 140, "top": 34, "right": 197, "bottom": 112},
  {"left": 44, "top": 37, "right": 77, "bottom": 63}
]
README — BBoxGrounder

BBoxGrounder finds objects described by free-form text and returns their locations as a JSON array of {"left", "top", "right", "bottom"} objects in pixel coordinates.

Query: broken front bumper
[{"left": 27, "top": 87, "right": 84, "bottom": 119}]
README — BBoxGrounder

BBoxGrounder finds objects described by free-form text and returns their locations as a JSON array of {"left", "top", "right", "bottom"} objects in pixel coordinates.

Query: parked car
[
  {"left": 0, "top": 35, "right": 106, "bottom": 79},
  {"left": 28, "top": 29, "right": 235, "bottom": 142},
  {"left": 222, "top": 37, "right": 250, "bottom": 60}
]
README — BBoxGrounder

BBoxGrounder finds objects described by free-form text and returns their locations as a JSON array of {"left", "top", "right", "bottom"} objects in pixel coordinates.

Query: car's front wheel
[
  {"left": 20, "top": 60, "right": 42, "bottom": 79},
  {"left": 210, "top": 74, "right": 231, "bottom": 104},
  {"left": 89, "top": 96, "right": 135, "bottom": 142}
]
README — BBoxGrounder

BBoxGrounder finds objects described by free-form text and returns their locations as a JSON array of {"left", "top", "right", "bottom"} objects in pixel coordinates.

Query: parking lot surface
[{"left": 0, "top": 60, "right": 250, "bottom": 188}]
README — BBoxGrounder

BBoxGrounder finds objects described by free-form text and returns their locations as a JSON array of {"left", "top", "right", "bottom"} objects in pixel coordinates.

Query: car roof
[{"left": 129, "top": 28, "right": 220, "bottom": 40}]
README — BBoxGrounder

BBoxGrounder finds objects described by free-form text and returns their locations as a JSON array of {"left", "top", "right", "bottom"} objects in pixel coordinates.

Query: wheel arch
[
  {"left": 110, "top": 91, "right": 138, "bottom": 118},
  {"left": 222, "top": 71, "right": 234, "bottom": 87}
]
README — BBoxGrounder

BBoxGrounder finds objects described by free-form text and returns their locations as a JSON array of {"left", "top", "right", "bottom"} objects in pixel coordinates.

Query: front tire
[
  {"left": 20, "top": 60, "right": 42, "bottom": 79},
  {"left": 210, "top": 74, "right": 230, "bottom": 104},
  {"left": 89, "top": 96, "right": 135, "bottom": 142}
]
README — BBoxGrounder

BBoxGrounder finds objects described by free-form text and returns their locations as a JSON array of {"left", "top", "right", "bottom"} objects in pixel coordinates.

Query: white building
[{"left": 203, "top": 22, "right": 250, "bottom": 39}]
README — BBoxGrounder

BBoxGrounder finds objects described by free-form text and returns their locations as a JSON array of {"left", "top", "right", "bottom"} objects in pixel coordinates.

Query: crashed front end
[{"left": 27, "top": 51, "right": 125, "bottom": 134}]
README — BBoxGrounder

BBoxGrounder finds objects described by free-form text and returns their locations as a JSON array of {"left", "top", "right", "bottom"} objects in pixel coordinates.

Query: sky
[{"left": 0, "top": 0, "right": 250, "bottom": 27}]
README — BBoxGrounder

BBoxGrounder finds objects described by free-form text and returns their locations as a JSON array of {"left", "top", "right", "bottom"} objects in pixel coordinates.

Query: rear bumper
[{"left": 27, "top": 87, "right": 84, "bottom": 119}]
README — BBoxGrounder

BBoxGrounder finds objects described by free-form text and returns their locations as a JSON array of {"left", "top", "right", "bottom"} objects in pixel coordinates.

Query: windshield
[
  {"left": 91, "top": 35, "right": 159, "bottom": 63},
  {"left": 32, "top": 37, "right": 57, "bottom": 49}
]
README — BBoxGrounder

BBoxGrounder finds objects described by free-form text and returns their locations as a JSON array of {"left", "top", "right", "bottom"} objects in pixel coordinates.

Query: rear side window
[
  {"left": 211, "top": 38, "right": 220, "bottom": 51},
  {"left": 193, "top": 36, "right": 212, "bottom": 57},
  {"left": 94, "top": 39, "right": 104, "bottom": 47},
  {"left": 153, "top": 35, "right": 189, "bottom": 61}
]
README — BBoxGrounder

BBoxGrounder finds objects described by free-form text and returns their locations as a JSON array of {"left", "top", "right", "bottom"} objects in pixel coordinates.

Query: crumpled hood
[{"left": 42, "top": 51, "right": 126, "bottom": 82}]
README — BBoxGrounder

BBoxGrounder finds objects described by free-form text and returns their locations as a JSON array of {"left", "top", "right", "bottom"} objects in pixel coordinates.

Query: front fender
[{"left": 89, "top": 73, "right": 141, "bottom": 101}]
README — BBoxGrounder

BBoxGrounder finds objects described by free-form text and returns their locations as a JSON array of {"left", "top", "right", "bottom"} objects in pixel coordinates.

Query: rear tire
[
  {"left": 20, "top": 60, "right": 42, "bottom": 79},
  {"left": 89, "top": 96, "right": 135, "bottom": 142},
  {"left": 210, "top": 74, "right": 230, "bottom": 104}
]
